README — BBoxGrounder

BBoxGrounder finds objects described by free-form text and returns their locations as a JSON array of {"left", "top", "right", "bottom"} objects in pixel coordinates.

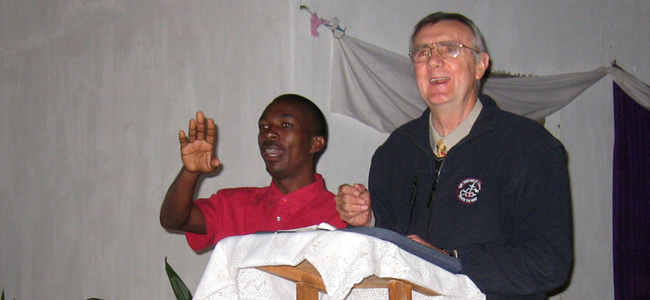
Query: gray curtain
[{"left": 330, "top": 35, "right": 650, "bottom": 132}]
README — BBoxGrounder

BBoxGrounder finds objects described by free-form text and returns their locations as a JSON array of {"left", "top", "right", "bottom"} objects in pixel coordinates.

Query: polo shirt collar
[
  {"left": 267, "top": 173, "right": 325, "bottom": 206},
  {"left": 429, "top": 99, "right": 483, "bottom": 154}
]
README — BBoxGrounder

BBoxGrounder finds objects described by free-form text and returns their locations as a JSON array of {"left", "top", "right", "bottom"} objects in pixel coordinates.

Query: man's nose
[
  {"left": 263, "top": 127, "right": 279, "bottom": 140},
  {"left": 426, "top": 51, "right": 444, "bottom": 69}
]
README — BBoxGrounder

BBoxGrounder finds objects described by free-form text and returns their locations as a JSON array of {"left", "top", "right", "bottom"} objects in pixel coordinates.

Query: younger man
[{"left": 160, "top": 94, "right": 346, "bottom": 251}]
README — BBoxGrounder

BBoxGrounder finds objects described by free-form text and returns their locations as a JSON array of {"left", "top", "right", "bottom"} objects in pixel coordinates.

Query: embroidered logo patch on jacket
[{"left": 457, "top": 178, "right": 482, "bottom": 204}]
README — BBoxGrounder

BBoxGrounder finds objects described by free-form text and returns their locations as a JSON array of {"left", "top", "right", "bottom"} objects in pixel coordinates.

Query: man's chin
[{"left": 264, "top": 163, "right": 283, "bottom": 176}]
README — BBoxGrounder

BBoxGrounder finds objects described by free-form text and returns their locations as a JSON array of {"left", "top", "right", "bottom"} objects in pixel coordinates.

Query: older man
[
  {"left": 336, "top": 12, "right": 573, "bottom": 300},
  {"left": 161, "top": 94, "right": 346, "bottom": 251}
]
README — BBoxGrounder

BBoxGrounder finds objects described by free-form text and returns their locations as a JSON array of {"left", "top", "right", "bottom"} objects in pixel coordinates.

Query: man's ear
[
  {"left": 310, "top": 136, "right": 326, "bottom": 154},
  {"left": 475, "top": 52, "right": 490, "bottom": 80}
]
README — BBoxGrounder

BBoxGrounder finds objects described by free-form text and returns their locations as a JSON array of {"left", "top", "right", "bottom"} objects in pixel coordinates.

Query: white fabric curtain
[{"left": 330, "top": 35, "right": 650, "bottom": 133}]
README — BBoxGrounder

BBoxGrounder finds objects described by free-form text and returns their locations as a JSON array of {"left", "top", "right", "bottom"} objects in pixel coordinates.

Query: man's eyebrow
[
  {"left": 278, "top": 113, "right": 295, "bottom": 119},
  {"left": 268, "top": 113, "right": 296, "bottom": 120},
  {"left": 259, "top": 113, "right": 296, "bottom": 122}
]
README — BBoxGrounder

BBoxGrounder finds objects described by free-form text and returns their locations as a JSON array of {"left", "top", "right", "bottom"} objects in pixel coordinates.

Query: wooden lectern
[
  {"left": 191, "top": 229, "right": 482, "bottom": 300},
  {"left": 258, "top": 260, "right": 439, "bottom": 300}
]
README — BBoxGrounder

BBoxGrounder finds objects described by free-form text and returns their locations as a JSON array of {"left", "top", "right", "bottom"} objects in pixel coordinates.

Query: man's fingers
[
  {"left": 338, "top": 183, "right": 366, "bottom": 197},
  {"left": 340, "top": 203, "right": 368, "bottom": 215},
  {"left": 179, "top": 130, "right": 188, "bottom": 147},
  {"left": 211, "top": 157, "right": 221, "bottom": 169},
  {"left": 337, "top": 205, "right": 370, "bottom": 226},
  {"left": 188, "top": 119, "right": 197, "bottom": 143},
  {"left": 407, "top": 235, "right": 439, "bottom": 251},
  {"left": 196, "top": 112, "right": 206, "bottom": 141},
  {"left": 336, "top": 194, "right": 369, "bottom": 214},
  {"left": 336, "top": 183, "right": 372, "bottom": 226},
  {"left": 337, "top": 184, "right": 353, "bottom": 195},
  {"left": 205, "top": 118, "right": 216, "bottom": 145},
  {"left": 186, "top": 112, "right": 215, "bottom": 144}
]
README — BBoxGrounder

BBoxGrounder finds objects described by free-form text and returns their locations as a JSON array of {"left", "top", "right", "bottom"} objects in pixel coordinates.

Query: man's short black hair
[
  {"left": 270, "top": 94, "right": 328, "bottom": 141},
  {"left": 269, "top": 93, "right": 329, "bottom": 161}
]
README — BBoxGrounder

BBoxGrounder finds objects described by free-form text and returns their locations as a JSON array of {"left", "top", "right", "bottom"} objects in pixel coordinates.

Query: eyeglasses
[{"left": 409, "top": 41, "right": 479, "bottom": 63}]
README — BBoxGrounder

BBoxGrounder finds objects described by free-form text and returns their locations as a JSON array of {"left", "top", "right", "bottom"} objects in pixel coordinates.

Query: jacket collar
[{"left": 397, "top": 94, "right": 499, "bottom": 150}]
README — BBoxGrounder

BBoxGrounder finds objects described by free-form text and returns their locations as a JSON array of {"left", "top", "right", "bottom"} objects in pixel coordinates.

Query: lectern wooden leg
[
  {"left": 258, "top": 261, "right": 438, "bottom": 300},
  {"left": 296, "top": 282, "right": 320, "bottom": 300},
  {"left": 388, "top": 279, "right": 413, "bottom": 300}
]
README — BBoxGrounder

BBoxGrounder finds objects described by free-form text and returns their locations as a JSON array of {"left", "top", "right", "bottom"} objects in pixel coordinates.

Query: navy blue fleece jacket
[{"left": 369, "top": 95, "right": 573, "bottom": 300}]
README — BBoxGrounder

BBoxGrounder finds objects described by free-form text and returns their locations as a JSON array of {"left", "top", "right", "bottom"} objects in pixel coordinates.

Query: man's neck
[
  {"left": 430, "top": 96, "right": 478, "bottom": 137},
  {"left": 272, "top": 171, "right": 316, "bottom": 195}
]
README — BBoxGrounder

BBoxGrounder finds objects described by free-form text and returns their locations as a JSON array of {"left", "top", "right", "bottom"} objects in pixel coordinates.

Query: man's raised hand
[{"left": 178, "top": 111, "right": 220, "bottom": 173}]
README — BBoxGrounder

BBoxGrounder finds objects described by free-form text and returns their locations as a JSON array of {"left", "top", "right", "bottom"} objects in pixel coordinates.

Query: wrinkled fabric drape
[
  {"left": 609, "top": 65, "right": 650, "bottom": 110},
  {"left": 612, "top": 83, "right": 650, "bottom": 300},
  {"left": 330, "top": 35, "right": 650, "bottom": 133}
]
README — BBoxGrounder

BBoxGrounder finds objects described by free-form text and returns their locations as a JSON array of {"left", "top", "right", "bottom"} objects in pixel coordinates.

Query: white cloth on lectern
[{"left": 192, "top": 230, "right": 485, "bottom": 300}]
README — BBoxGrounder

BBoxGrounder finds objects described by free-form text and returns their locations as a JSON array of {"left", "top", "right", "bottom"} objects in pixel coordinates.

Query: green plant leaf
[{"left": 165, "top": 257, "right": 193, "bottom": 300}]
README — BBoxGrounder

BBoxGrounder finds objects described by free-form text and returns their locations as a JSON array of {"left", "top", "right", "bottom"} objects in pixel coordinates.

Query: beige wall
[{"left": 1, "top": 0, "right": 648, "bottom": 299}]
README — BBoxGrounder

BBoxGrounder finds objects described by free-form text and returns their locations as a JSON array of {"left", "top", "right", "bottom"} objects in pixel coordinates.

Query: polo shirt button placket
[{"left": 277, "top": 197, "right": 287, "bottom": 222}]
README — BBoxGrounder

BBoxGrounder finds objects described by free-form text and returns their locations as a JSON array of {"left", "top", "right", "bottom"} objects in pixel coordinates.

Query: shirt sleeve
[
  {"left": 185, "top": 197, "right": 218, "bottom": 251},
  {"left": 369, "top": 138, "right": 422, "bottom": 235}
]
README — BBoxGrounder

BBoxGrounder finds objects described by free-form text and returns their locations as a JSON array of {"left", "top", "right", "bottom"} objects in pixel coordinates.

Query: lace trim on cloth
[{"left": 192, "top": 230, "right": 485, "bottom": 300}]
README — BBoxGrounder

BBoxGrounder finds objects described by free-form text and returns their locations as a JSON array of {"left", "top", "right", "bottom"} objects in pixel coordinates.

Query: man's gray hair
[{"left": 410, "top": 12, "right": 488, "bottom": 60}]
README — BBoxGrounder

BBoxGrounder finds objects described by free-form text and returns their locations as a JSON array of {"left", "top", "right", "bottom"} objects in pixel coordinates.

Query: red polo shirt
[{"left": 185, "top": 174, "right": 346, "bottom": 251}]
